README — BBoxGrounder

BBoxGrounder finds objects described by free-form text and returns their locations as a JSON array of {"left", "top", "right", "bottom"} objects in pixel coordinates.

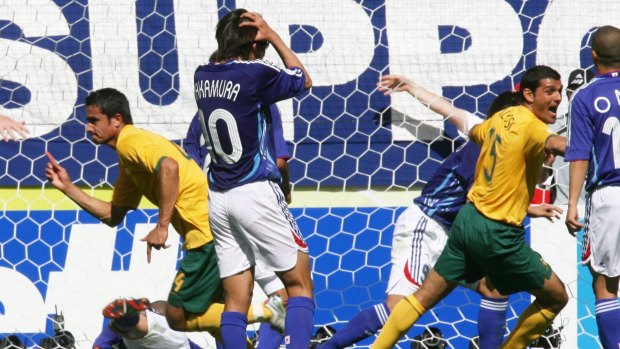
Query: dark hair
[
  {"left": 518, "top": 65, "right": 561, "bottom": 99},
  {"left": 212, "top": 9, "right": 265, "bottom": 61},
  {"left": 85, "top": 88, "right": 133, "bottom": 124},
  {"left": 486, "top": 91, "right": 521, "bottom": 118},
  {"left": 592, "top": 25, "right": 620, "bottom": 67}
]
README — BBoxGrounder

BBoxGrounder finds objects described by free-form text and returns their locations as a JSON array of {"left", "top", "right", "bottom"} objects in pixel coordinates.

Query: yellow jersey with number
[
  {"left": 468, "top": 106, "right": 553, "bottom": 226},
  {"left": 112, "top": 125, "right": 212, "bottom": 250}
]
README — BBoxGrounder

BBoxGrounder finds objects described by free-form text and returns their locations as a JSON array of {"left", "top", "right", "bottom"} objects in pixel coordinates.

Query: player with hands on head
[
  {"left": 45, "top": 88, "right": 287, "bottom": 344},
  {"left": 372, "top": 66, "right": 568, "bottom": 349},
  {"left": 565, "top": 25, "right": 620, "bottom": 348},
  {"left": 0, "top": 115, "right": 29, "bottom": 141},
  {"left": 194, "top": 8, "right": 313, "bottom": 349},
  {"left": 185, "top": 103, "right": 291, "bottom": 349}
]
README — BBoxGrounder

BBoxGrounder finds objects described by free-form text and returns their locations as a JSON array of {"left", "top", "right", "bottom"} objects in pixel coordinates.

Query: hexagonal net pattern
[{"left": 0, "top": 1, "right": 611, "bottom": 348}]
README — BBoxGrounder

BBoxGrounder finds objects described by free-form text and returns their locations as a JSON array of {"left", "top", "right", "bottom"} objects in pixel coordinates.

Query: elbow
[
  {"left": 103, "top": 217, "right": 122, "bottom": 227},
  {"left": 304, "top": 76, "right": 313, "bottom": 90}
]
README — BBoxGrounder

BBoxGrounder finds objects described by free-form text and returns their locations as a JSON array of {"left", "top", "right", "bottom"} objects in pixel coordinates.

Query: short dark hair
[
  {"left": 486, "top": 91, "right": 520, "bottom": 118},
  {"left": 85, "top": 88, "right": 133, "bottom": 124},
  {"left": 592, "top": 25, "right": 620, "bottom": 67},
  {"left": 519, "top": 65, "right": 561, "bottom": 98},
  {"left": 212, "top": 9, "right": 263, "bottom": 61}
]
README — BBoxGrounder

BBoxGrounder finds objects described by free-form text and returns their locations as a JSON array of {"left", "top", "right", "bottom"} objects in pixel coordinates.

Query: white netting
[{"left": 0, "top": 1, "right": 616, "bottom": 348}]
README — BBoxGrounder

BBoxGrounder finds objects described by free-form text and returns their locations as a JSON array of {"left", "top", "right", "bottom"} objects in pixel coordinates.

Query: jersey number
[
  {"left": 484, "top": 128, "right": 501, "bottom": 182},
  {"left": 198, "top": 109, "right": 243, "bottom": 165},
  {"left": 603, "top": 116, "right": 620, "bottom": 169}
]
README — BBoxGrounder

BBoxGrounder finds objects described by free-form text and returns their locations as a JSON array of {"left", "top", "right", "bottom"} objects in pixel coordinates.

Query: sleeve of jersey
[
  {"left": 523, "top": 120, "right": 553, "bottom": 156},
  {"left": 183, "top": 113, "right": 204, "bottom": 167},
  {"left": 564, "top": 94, "right": 594, "bottom": 161},
  {"left": 118, "top": 133, "right": 163, "bottom": 174},
  {"left": 111, "top": 164, "right": 142, "bottom": 208},
  {"left": 256, "top": 61, "right": 306, "bottom": 104},
  {"left": 469, "top": 118, "right": 489, "bottom": 145},
  {"left": 270, "top": 104, "right": 291, "bottom": 159}
]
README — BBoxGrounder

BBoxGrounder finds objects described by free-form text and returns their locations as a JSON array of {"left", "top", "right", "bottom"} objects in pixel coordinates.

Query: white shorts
[
  {"left": 255, "top": 256, "right": 285, "bottom": 296},
  {"left": 208, "top": 181, "right": 308, "bottom": 278},
  {"left": 386, "top": 204, "right": 449, "bottom": 296},
  {"left": 582, "top": 186, "right": 620, "bottom": 277},
  {"left": 123, "top": 310, "right": 190, "bottom": 349}
]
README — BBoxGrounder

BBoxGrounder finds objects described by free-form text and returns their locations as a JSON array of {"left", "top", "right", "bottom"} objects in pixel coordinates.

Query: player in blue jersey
[
  {"left": 565, "top": 25, "right": 620, "bottom": 349},
  {"left": 316, "top": 79, "right": 562, "bottom": 349},
  {"left": 185, "top": 103, "right": 291, "bottom": 349},
  {"left": 194, "top": 9, "right": 313, "bottom": 349}
]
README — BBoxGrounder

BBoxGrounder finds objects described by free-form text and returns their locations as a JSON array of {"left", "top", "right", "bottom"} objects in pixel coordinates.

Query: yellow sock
[
  {"left": 185, "top": 303, "right": 224, "bottom": 331},
  {"left": 501, "top": 302, "right": 557, "bottom": 349},
  {"left": 371, "top": 295, "right": 426, "bottom": 349},
  {"left": 185, "top": 303, "right": 272, "bottom": 331}
]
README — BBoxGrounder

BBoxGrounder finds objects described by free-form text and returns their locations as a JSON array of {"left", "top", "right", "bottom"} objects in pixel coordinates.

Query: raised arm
[
  {"left": 377, "top": 74, "right": 475, "bottom": 135},
  {"left": 45, "top": 152, "right": 130, "bottom": 226},
  {"left": 240, "top": 12, "right": 312, "bottom": 89}
]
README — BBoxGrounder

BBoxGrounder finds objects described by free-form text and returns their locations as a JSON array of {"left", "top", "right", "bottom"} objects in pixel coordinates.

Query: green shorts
[
  {"left": 434, "top": 203, "right": 552, "bottom": 295},
  {"left": 167, "top": 242, "right": 224, "bottom": 314}
]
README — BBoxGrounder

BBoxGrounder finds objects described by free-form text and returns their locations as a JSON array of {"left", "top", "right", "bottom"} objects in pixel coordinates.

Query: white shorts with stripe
[
  {"left": 582, "top": 186, "right": 620, "bottom": 277},
  {"left": 386, "top": 204, "right": 449, "bottom": 296},
  {"left": 208, "top": 180, "right": 308, "bottom": 278}
]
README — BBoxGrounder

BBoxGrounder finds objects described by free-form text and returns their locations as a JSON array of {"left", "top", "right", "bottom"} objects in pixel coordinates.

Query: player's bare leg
[
  {"left": 219, "top": 267, "right": 255, "bottom": 348},
  {"left": 501, "top": 271, "right": 568, "bottom": 348},
  {"left": 277, "top": 251, "right": 314, "bottom": 348}
]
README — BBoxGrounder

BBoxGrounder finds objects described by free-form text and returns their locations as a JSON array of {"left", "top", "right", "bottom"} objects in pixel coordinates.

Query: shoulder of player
[{"left": 117, "top": 126, "right": 163, "bottom": 153}]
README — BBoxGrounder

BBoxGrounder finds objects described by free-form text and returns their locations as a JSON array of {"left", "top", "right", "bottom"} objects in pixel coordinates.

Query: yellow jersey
[
  {"left": 468, "top": 105, "right": 553, "bottom": 226},
  {"left": 112, "top": 125, "right": 212, "bottom": 250}
]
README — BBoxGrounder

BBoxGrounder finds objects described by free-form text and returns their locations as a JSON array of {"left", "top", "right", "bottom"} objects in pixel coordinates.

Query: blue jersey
[
  {"left": 566, "top": 71, "right": 620, "bottom": 192},
  {"left": 184, "top": 105, "right": 290, "bottom": 168},
  {"left": 194, "top": 60, "right": 305, "bottom": 190},
  {"left": 413, "top": 141, "right": 480, "bottom": 229}
]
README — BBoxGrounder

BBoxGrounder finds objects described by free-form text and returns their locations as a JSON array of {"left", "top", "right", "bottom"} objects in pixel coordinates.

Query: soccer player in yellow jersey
[
  {"left": 45, "top": 88, "right": 285, "bottom": 344},
  {"left": 373, "top": 66, "right": 568, "bottom": 349}
]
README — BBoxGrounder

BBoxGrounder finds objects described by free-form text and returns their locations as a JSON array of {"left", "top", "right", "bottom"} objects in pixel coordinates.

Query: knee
[{"left": 166, "top": 306, "right": 187, "bottom": 331}]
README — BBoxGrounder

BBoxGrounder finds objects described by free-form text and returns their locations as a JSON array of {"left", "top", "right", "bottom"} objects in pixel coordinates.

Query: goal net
[{"left": 0, "top": 1, "right": 615, "bottom": 348}]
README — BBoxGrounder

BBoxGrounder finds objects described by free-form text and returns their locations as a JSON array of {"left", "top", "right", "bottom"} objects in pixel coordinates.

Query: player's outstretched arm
[
  {"left": 240, "top": 12, "right": 312, "bottom": 89},
  {"left": 0, "top": 115, "right": 29, "bottom": 141},
  {"left": 377, "top": 75, "right": 473, "bottom": 136},
  {"left": 45, "top": 151, "right": 130, "bottom": 226}
]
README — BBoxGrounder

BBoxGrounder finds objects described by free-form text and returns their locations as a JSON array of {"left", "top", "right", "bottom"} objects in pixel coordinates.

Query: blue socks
[
  {"left": 284, "top": 297, "right": 315, "bottom": 348},
  {"left": 595, "top": 298, "right": 620, "bottom": 348},
  {"left": 478, "top": 297, "right": 507, "bottom": 348},
  {"left": 220, "top": 311, "right": 248, "bottom": 349},
  {"left": 255, "top": 322, "right": 284, "bottom": 349},
  {"left": 318, "top": 303, "right": 389, "bottom": 349}
]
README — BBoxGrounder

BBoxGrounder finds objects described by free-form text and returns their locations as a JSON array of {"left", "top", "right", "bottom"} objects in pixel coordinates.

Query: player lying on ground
[
  {"left": 372, "top": 65, "right": 568, "bottom": 349},
  {"left": 45, "top": 88, "right": 285, "bottom": 346}
]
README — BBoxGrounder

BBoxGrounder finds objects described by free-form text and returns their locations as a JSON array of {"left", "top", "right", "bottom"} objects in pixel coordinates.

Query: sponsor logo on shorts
[
  {"left": 292, "top": 229, "right": 308, "bottom": 248},
  {"left": 404, "top": 260, "right": 422, "bottom": 287}
]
